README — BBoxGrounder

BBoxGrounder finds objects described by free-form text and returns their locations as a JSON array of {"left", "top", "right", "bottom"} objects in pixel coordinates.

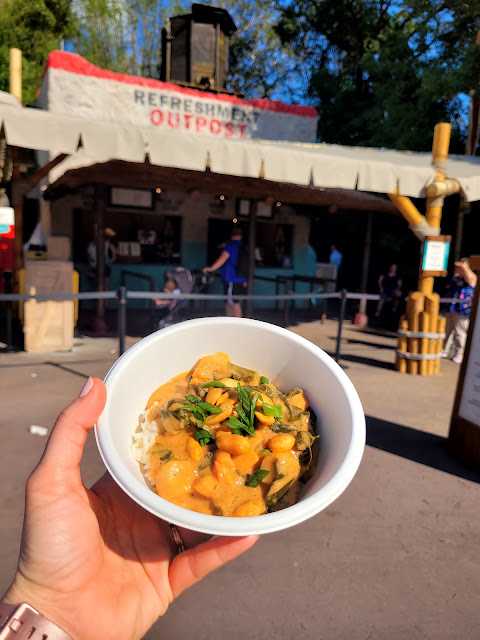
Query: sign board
[
  {"left": 109, "top": 187, "right": 154, "bottom": 210},
  {"left": 448, "top": 256, "right": 480, "bottom": 470},
  {"left": 38, "top": 51, "right": 318, "bottom": 143},
  {"left": 421, "top": 235, "right": 451, "bottom": 277}
]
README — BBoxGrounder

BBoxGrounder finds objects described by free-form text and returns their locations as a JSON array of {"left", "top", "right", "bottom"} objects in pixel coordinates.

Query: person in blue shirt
[
  {"left": 203, "top": 227, "right": 247, "bottom": 317},
  {"left": 442, "top": 258, "right": 477, "bottom": 364},
  {"left": 329, "top": 244, "right": 343, "bottom": 268}
]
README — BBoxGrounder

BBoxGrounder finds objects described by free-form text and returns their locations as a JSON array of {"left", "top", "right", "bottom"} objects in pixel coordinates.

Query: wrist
[
  {"left": 0, "top": 601, "right": 75, "bottom": 639},
  {"left": 2, "top": 579, "right": 75, "bottom": 640}
]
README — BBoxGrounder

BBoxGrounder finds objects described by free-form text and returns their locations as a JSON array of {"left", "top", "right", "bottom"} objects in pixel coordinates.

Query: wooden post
[
  {"left": 9, "top": 48, "right": 22, "bottom": 104},
  {"left": 358, "top": 212, "right": 372, "bottom": 315},
  {"left": 246, "top": 199, "right": 257, "bottom": 318},
  {"left": 419, "top": 123, "right": 451, "bottom": 295},
  {"left": 406, "top": 292, "right": 424, "bottom": 375},
  {"left": 434, "top": 315, "right": 446, "bottom": 375},
  {"left": 419, "top": 311, "right": 430, "bottom": 376},
  {"left": 94, "top": 184, "right": 106, "bottom": 326},
  {"left": 396, "top": 316, "right": 408, "bottom": 373},
  {"left": 424, "top": 293, "right": 439, "bottom": 375},
  {"left": 454, "top": 198, "right": 468, "bottom": 262}
]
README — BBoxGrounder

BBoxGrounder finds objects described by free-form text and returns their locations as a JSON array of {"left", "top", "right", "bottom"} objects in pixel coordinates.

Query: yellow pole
[
  {"left": 388, "top": 191, "right": 424, "bottom": 227},
  {"left": 9, "top": 48, "right": 22, "bottom": 104},
  {"left": 424, "top": 293, "right": 439, "bottom": 375},
  {"left": 419, "top": 311, "right": 430, "bottom": 376},
  {"left": 434, "top": 315, "right": 446, "bottom": 375},
  {"left": 396, "top": 316, "right": 408, "bottom": 372},
  {"left": 420, "top": 123, "right": 451, "bottom": 295},
  {"left": 406, "top": 292, "right": 424, "bottom": 375}
]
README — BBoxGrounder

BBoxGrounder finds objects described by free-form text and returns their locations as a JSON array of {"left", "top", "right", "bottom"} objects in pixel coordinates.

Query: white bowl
[{"left": 95, "top": 317, "right": 365, "bottom": 536}]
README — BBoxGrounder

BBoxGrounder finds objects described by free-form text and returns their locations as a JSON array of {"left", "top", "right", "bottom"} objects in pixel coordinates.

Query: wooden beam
[
  {"left": 44, "top": 160, "right": 397, "bottom": 214},
  {"left": 246, "top": 199, "right": 257, "bottom": 318},
  {"left": 30, "top": 153, "right": 68, "bottom": 187}
]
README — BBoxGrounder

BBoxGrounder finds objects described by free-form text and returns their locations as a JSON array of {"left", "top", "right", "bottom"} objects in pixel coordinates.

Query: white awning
[{"left": 2, "top": 92, "right": 480, "bottom": 201}]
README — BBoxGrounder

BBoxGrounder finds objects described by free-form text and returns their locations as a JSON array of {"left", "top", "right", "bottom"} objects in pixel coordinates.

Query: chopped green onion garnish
[
  {"left": 193, "top": 429, "right": 215, "bottom": 447},
  {"left": 262, "top": 403, "right": 283, "bottom": 418},
  {"left": 260, "top": 376, "right": 269, "bottom": 384},
  {"left": 245, "top": 469, "right": 270, "bottom": 487},
  {"left": 202, "top": 381, "right": 227, "bottom": 388}
]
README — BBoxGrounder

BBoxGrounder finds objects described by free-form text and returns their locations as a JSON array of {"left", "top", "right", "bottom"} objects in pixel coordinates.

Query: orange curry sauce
[{"left": 144, "top": 353, "right": 316, "bottom": 517}]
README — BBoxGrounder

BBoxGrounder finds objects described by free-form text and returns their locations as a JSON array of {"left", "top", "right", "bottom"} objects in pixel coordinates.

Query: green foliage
[
  {"left": 218, "top": 0, "right": 302, "bottom": 99},
  {"left": 0, "top": 0, "right": 74, "bottom": 104},
  {"left": 276, "top": 0, "right": 480, "bottom": 150},
  {"left": 71, "top": 0, "right": 186, "bottom": 77}
]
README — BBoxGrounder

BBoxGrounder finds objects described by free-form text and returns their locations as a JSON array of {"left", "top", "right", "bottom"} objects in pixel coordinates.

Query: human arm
[
  {"left": 1, "top": 378, "right": 257, "bottom": 640},
  {"left": 378, "top": 275, "right": 384, "bottom": 292},
  {"left": 456, "top": 261, "right": 477, "bottom": 287},
  {"left": 203, "top": 250, "right": 230, "bottom": 273}
]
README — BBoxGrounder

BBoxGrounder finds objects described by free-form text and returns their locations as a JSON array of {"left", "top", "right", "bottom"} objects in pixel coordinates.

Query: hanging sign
[{"left": 421, "top": 235, "right": 451, "bottom": 277}]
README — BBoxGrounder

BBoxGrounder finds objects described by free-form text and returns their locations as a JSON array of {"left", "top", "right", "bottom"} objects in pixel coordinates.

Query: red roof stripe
[{"left": 45, "top": 50, "right": 318, "bottom": 118}]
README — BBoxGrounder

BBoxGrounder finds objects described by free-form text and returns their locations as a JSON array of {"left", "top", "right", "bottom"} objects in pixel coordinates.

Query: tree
[
  {"left": 218, "top": 0, "right": 303, "bottom": 100},
  {"left": 276, "top": 0, "right": 480, "bottom": 151},
  {"left": 0, "top": 0, "right": 74, "bottom": 105},
  {"left": 70, "top": 0, "right": 185, "bottom": 78}
]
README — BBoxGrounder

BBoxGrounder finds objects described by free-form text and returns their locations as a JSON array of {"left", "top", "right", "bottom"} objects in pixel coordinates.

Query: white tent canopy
[{"left": 2, "top": 90, "right": 480, "bottom": 201}]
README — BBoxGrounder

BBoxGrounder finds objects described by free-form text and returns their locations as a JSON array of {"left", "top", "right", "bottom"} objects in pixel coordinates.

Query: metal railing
[{"left": 0, "top": 289, "right": 466, "bottom": 363}]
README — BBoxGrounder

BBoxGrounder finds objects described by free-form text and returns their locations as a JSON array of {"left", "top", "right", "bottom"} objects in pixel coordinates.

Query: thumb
[
  {"left": 35, "top": 377, "right": 107, "bottom": 488},
  {"left": 169, "top": 535, "right": 258, "bottom": 598}
]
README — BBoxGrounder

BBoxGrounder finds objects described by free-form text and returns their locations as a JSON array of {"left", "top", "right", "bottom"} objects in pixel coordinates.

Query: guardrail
[{"left": 0, "top": 289, "right": 466, "bottom": 363}]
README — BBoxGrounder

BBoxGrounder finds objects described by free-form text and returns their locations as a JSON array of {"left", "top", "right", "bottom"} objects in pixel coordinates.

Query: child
[{"left": 153, "top": 278, "right": 181, "bottom": 324}]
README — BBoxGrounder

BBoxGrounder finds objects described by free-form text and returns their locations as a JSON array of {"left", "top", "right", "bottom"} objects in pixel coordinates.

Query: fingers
[
  {"left": 169, "top": 535, "right": 258, "bottom": 598},
  {"left": 35, "top": 378, "right": 107, "bottom": 488}
]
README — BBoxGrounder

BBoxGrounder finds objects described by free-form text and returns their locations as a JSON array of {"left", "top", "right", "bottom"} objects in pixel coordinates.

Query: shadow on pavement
[
  {"left": 44, "top": 362, "right": 90, "bottom": 379},
  {"left": 345, "top": 338, "right": 395, "bottom": 350},
  {"left": 339, "top": 354, "right": 395, "bottom": 370},
  {"left": 366, "top": 415, "right": 480, "bottom": 484}
]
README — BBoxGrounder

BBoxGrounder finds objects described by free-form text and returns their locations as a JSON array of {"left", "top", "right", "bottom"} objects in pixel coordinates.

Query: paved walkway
[{"left": 1, "top": 320, "right": 479, "bottom": 639}]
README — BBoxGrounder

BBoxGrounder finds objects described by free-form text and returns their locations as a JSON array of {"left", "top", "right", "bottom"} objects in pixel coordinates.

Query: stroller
[{"left": 154, "top": 267, "right": 207, "bottom": 330}]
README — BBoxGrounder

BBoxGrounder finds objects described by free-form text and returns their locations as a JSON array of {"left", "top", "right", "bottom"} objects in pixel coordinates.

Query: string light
[
  {"left": 219, "top": 194, "right": 225, "bottom": 201},
  {"left": 276, "top": 201, "right": 282, "bottom": 207},
  {"left": 233, "top": 217, "right": 238, "bottom": 223},
  {"left": 156, "top": 187, "right": 162, "bottom": 194}
]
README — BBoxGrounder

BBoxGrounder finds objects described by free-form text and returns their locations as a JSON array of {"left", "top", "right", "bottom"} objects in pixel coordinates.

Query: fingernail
[{"left": 79, "top": 377, "right": 94, "bottom": 398}]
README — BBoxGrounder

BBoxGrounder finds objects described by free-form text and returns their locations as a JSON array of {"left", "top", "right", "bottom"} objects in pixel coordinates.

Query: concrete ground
[{"left": 1, "top": 319, "right": 479, "bottom": 640}]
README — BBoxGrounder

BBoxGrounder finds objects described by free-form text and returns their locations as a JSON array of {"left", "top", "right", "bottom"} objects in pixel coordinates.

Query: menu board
[
  {"left": 421, "top": 235, "right": 451, "bottom": 277},
  {"left": 458, "top": 295, "right": 480, "bottom": 426}
]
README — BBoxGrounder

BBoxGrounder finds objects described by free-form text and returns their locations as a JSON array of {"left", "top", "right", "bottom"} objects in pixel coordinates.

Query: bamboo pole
[
  {"left": 9, "top": 48, "right": 22, "bottom": 104},
  {"left": 388, "top": 191, "right": 424, "bottom": 227},
  {"left": 425, "top": 179, "right": 461, "bottom": 198},
  {"left": 434, "top": 315, "right": 446, "bottom": 375},
  {"left": 419, "top": 311, "right": 430, "bottom": 376},
  {"left": 406, "top": 292, "right": 424, "bottom": 375},
  {"left": 419, "top": 123, "right": 451, "bottom": 299},
  {"left": 424, "top": 293, "right": 439, "bottom": 375},
  {"left": 396, "top": 315, "right": 408, "bottom": 372}
]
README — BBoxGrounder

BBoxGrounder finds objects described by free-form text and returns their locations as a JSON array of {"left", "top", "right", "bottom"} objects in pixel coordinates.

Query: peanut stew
[{"left": 140, "top": 352, "right": 318, "bottom": 517}]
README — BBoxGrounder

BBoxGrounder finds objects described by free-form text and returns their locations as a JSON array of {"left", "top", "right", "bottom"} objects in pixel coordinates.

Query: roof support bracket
[{"left": 388, "top": 190, "right": 438, "bottom": 240}]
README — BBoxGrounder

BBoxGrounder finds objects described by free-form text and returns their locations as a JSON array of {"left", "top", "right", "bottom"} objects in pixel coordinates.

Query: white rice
[{"left": 130, "top": 402, "right": 162, "bottom": 489}]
